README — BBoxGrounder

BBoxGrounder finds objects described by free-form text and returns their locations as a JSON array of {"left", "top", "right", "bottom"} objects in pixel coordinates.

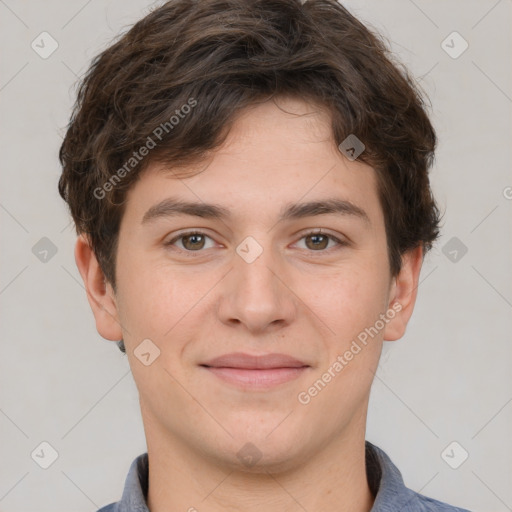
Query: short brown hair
[{"left": 58, "top": 0, "right": 441, "bottom": 289}]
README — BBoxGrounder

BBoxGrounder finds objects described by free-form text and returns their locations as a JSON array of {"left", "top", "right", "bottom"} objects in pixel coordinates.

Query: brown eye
[
  {"left": 305, "top": 233, "right": 330, "bottom": 250},
  {"left": 295, "top": 230, "right": 346, "bottom": 252},
  {"left": 181, "top": 233, "right": 206, "bottom": 250},
  {"left": 167, "top": 231, "right": 215, "bottom": 251}
]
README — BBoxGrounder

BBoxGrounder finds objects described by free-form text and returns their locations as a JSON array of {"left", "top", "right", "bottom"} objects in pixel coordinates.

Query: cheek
[
  {"left": 115, "top": 254, "right": 218, "bottom": 347},
  {"left": 298, "top": 271, "right": 386, "bottom": 410},
  {"left": 299, "top": 262, "right": 389, "bottom": 338},
  {"left": 115, "top": 251, "right": 177, "bottom": 338}
]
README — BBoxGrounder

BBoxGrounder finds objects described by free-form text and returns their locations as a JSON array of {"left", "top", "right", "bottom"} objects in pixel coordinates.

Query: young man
[{"left": 58, "top": 0, "right": 471, "bottom": 510}]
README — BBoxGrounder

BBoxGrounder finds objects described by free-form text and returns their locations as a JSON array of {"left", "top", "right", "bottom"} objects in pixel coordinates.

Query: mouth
[{"left": 199, "top": 352, "right": 310, "bottom": 389}]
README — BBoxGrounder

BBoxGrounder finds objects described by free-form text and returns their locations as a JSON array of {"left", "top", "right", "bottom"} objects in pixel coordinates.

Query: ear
[
  {"left": 383, "top": 245, "right": 424, "bottom": 342},
  {"left": 74, "top": 234, "right": 123, "bottom": 341}
]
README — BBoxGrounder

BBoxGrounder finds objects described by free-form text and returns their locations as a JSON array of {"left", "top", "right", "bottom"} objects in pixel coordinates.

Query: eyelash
[{"left": 165, "top": 229, "right": 348, "bottom": 254}]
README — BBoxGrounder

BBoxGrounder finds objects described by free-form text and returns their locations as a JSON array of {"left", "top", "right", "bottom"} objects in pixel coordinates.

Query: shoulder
[
  {"left": 365, "top": 441, "right": 472, "bottom": 512},
  {"left": 96, "top": 504, "right": 116, "bottom": 512},
  {"left": 408, "top": 492, "right": 473, "bottom": 511}
]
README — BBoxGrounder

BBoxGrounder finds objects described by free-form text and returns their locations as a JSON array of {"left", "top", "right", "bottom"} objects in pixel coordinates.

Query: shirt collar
[{"left": 114, "top": 441, "right": 427, "bottom": 512}]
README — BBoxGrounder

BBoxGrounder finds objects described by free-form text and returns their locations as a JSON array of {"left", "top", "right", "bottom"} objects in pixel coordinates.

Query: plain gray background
[{"left": 0, "top": 1, "right": 511, "bottom": 511}]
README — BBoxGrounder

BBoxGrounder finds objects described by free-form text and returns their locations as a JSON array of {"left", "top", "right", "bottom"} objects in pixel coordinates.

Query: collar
[{"left": 108, "top": 441, "right": 468, "bottom": 511}]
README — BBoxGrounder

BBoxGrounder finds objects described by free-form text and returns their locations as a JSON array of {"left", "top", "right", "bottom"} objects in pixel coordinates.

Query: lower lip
[{"left": 202, "top": 366, "right": 308, "bottom": 389}]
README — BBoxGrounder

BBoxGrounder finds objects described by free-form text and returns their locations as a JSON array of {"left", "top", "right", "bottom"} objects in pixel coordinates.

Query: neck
[{"left": 145, "top": 411, "right": 375, "bottom": 512}]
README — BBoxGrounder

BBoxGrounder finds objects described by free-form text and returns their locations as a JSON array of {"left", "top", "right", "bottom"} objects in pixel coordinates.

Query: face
[{"left": 78, "top": 96, "right": 421, "bottom": 473}]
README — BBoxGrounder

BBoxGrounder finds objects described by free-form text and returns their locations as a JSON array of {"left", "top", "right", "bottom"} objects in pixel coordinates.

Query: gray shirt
[{"left": 97, "top": 441, "right": 472, "bottom": 511}]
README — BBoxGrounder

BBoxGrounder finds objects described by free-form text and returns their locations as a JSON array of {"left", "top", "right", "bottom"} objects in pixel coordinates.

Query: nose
[{"left": 217, "top": 241, "right": 297, "bottom": 335}]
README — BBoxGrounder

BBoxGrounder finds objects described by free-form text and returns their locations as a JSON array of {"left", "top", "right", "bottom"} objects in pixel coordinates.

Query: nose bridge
[{"left": 218, "top": 235, "right": 295, "bottom": 332}]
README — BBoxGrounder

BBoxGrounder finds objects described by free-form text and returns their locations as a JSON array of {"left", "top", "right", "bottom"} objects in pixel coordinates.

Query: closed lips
[{"left": 200, "top": 352, "right": 309, "bottom": 369}]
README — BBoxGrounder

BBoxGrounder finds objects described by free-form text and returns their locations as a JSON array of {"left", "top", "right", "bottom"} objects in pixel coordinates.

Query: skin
[{"left": 76, "top": 96, "right": 423, "bottom": 512}]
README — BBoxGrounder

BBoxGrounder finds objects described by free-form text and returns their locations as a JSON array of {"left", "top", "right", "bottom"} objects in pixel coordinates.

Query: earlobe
[
  {"left": 74, "top": 234, "right": 123, "bottom": 341},
  {"left": 383, "top": 245, "right": 424, "bottom": 342}
]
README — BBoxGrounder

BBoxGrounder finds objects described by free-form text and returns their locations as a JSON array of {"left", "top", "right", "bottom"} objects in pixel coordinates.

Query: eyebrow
[{"left": 141, "top": 197, "right": 371, "bottom": 226}]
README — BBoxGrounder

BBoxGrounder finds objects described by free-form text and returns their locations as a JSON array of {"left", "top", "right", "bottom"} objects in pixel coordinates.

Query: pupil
[
  {"left": 185, "top": 234, "right": 204, "bottom": 250},
  {"left": 308, "top": 234, "right": 327, "bottom": 250}
]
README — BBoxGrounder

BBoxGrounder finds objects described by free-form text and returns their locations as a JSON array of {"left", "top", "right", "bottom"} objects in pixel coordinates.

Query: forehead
[{"left": 123, "top": 97, "right": 383, "bottom": 230}]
